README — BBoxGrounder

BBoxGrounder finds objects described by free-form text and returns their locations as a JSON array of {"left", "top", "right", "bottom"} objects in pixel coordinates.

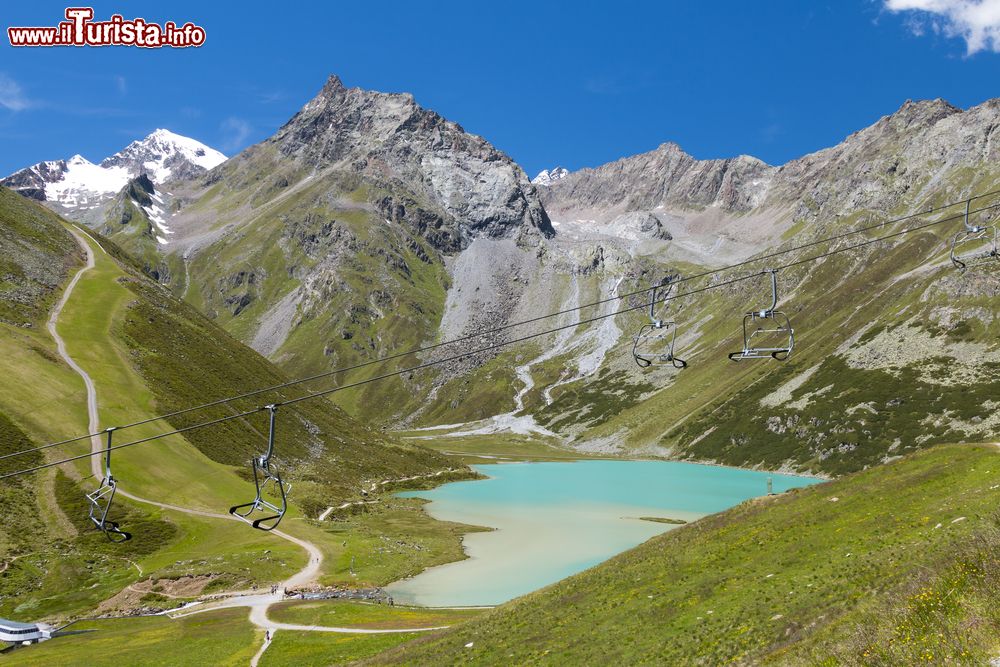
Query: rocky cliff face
[
  {"left": 541, "top": 98, "right": 1000, "bottom": 226},
  {"left": 536, "top": 98, "right": 1000, "bottom": 270},
  {"left": 260, "top": 75, "right": 553, "bottom": 250},
  {"left": 0, "top": 160, "right": 66, "bottom": 201},
  {"left": 540, "top": 142, "right": 775, "bottom": 217},
  {"left": 767, "top": 99, "right": 997, "bottom": 220}
]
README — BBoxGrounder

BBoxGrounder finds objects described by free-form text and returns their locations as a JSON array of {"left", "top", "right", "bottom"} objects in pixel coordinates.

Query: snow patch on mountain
[{"left": 43, "top": 155, "right": 130, "bottom": 207}]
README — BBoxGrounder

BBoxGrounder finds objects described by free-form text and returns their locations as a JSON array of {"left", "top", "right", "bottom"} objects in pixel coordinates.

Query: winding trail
[{"left": 52, "top": 227, "right": 447, "bottom": 664}]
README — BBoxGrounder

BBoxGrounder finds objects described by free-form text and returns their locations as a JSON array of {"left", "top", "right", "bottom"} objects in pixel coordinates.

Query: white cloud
[
  {"left": 115, "top": 75, "right": 127, "bottom": 95},
  {"left": 0, "top": 74, "right": 31, "bottom": 111},
  {"left": 885, "top": 0, "right": 1000, "bottom": 54},
  {"left": 220, "top": 116, "right": 252, "bottom": 151}
]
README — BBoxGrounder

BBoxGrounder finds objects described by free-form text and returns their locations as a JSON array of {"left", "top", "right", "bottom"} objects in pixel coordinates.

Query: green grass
[
  {"left": 0, "top": 196, "right": 469, "bottom": 624},
  {"left": 52, "top": 228, "right": 260, "bottom": 510},
  {"left": 783, "top": 527, "right": 1000, "bottom": 665},
  {"left": 0, "top": 186, "right": 83, "bottom": 325},
  {"left": 180, "top": 169, "right": 454, "bottom": 423},
  {"left": 269, "top": 599, "right": 482, "bottom": 629},
  {"left": 679, "top": 355, "right": 1000, "bottom": 476},
  {"left": 311, "top": 497, "right": 488, "bottom": 589},
  {"left": 0, "top": 608, "right": 258, "bottom": 666},
  {"left": 259, "top": 630, "right": 424, "bottom": 667},
  {"left": 365, "top": 444, "right": 1000, "bottom": 665},
  {"left": 397, "top": 431, "right": 599, "bottom": 464},
  {"left": 57, "top": 225, "right": 455, "bottom": 510},
  {"left": 254, "top": 599, "right": 483, "bottom": 667}
]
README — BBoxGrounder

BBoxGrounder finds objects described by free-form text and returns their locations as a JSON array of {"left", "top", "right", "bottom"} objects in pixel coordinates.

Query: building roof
[{"left": 0, "top": 618, "right": 38, "bottom": 630}]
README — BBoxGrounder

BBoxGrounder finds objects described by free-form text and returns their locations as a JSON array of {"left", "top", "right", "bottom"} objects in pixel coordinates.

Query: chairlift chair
[
  {"left": 86, "top": 427, "right": 131, "bottom": 542},
  {"left": 950, "top": 199, "right": 999, "bottom": 270},
  {"left": 632, "top": 277, "right": 687, "bottom": 369},
  {"left": 728, "top": 269, "right": 794, "bottom": 361},
  {"left": 229, "top": 404, "right": 290, "bottom": 531}
]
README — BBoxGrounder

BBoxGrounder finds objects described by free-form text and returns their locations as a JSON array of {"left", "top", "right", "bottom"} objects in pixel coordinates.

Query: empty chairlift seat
[
  {"left": 729, "top": 269, "right": 794, "bottom": 362},
  {"left": 632, "top": 276, "right": 687, "bottom": 369},
  {"left": 229, "top": 404, "right": 291, "bottom": 531},
  {"left": 86, "top": 427, "right": 131, "bottom": 542},
  {"left": 951, "top": 199, "right": 999, "bottom": 270}
]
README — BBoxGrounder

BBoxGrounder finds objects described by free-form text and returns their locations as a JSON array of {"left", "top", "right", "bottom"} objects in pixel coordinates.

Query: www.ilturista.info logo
[{"left": 8, "top": 7, "right": 206, "bottom": 48}]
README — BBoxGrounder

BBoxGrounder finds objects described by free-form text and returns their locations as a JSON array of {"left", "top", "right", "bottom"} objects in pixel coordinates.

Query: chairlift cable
[{"left": 0, "top": 408, "right": 262, "bottom": 481}]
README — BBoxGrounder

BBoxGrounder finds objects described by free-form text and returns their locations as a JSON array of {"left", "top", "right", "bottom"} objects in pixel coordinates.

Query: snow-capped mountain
[
  {"left": 1, "top": 129, "right": 226, "bottom": 210},
  {"left": 531, "top": 166, "right": 570, "bottom": 186},
  {"left": 103, "top": 129, "right": 226, "bottom": 183}
]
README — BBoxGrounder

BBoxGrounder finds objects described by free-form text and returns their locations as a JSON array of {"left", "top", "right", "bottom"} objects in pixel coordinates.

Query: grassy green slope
[
  {"left": 1, "top": 602, "right": 483, "bottom": 667},
  {"left": 369, "top": 444, "right": 1000, "bottom": 666},
  {"left": 96, "top": 183, "right": 180, "bottom": 283},
  {"left": 0, "top": 186, "right": 82, "bottom": 324},
  {"left": 178, "top": 156, "right": 454, "bottom": 422},
  {"left": 54, "top": 226, "right": 452, "bottom": 515},
  {"left": 0, "top": 608, "right": 259, "bottom": 667},
  {"left": 0, "top": 188, "right": 466, "bottom": 623},
  {"left": 258, "top": 602, "right": 482, "bottom": 667}
]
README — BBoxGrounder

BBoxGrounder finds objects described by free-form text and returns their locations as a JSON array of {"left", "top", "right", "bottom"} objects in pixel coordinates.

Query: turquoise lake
[{"left": 385, "top": 460, "right": 821, "bottom": 607}]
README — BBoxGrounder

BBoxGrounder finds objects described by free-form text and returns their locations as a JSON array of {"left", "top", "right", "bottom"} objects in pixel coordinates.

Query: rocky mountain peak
[
  {"left": 770, "top": 96, "right": 988, "bottom": 219},
  {"left": 655, "top": 141, "right": 686, "bottom": 154},
  {"left": 891, "top": 98, "right": 961, "bottom": 124},
  {"left": 324, "top": 73, "right": 345, "bottom": 91},
  {"left": 267, "top": 75, "right": 554, "bottom": 245}
]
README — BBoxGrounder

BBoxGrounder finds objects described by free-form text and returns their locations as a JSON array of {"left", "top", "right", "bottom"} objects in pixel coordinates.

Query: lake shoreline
[
  {"left": 385, "top": 460, "right": 820, "bottom": 607},
  {"left": 456, "top": 454, "right": 833, "bottom": 482}
]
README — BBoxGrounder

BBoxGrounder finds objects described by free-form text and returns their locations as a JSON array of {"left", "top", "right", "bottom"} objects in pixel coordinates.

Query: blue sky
[{"left": 2, "top": 1, "right": 1000, "bottom": 177}]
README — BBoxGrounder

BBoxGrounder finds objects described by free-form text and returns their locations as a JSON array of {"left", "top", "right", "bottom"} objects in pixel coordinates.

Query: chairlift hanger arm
[
  {"left": 749, "top": 269, "right": 779, "bottom": 316},
  {"left": 86, "top": 427, "right": 131, "bottom": 542}
]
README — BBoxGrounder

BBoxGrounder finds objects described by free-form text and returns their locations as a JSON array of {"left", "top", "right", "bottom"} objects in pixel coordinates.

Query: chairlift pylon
[
  {"left": 632, "top": 276, "right": 687, "bottom": 369},
  {"left": 728, "top": 269, "right": 794, "bottom": 362},
  {"left": 950, "top": 199, "right": 999, "bottom": 270},
  {"left": 86, "top": 427, "right": 131, "bottom": 542},
  {"left": 229, "top": 404, "right": 290, "bottom": 531}
]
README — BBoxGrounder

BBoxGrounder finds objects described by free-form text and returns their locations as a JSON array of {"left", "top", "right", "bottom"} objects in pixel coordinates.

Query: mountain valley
[{"left": 2, "top": 73, "right": 999, "bottom": 665}]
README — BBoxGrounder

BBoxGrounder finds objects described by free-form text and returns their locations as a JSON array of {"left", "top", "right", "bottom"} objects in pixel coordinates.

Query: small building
[{"left": 0, "top": 618, "right": 53, "bottom": 645}]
